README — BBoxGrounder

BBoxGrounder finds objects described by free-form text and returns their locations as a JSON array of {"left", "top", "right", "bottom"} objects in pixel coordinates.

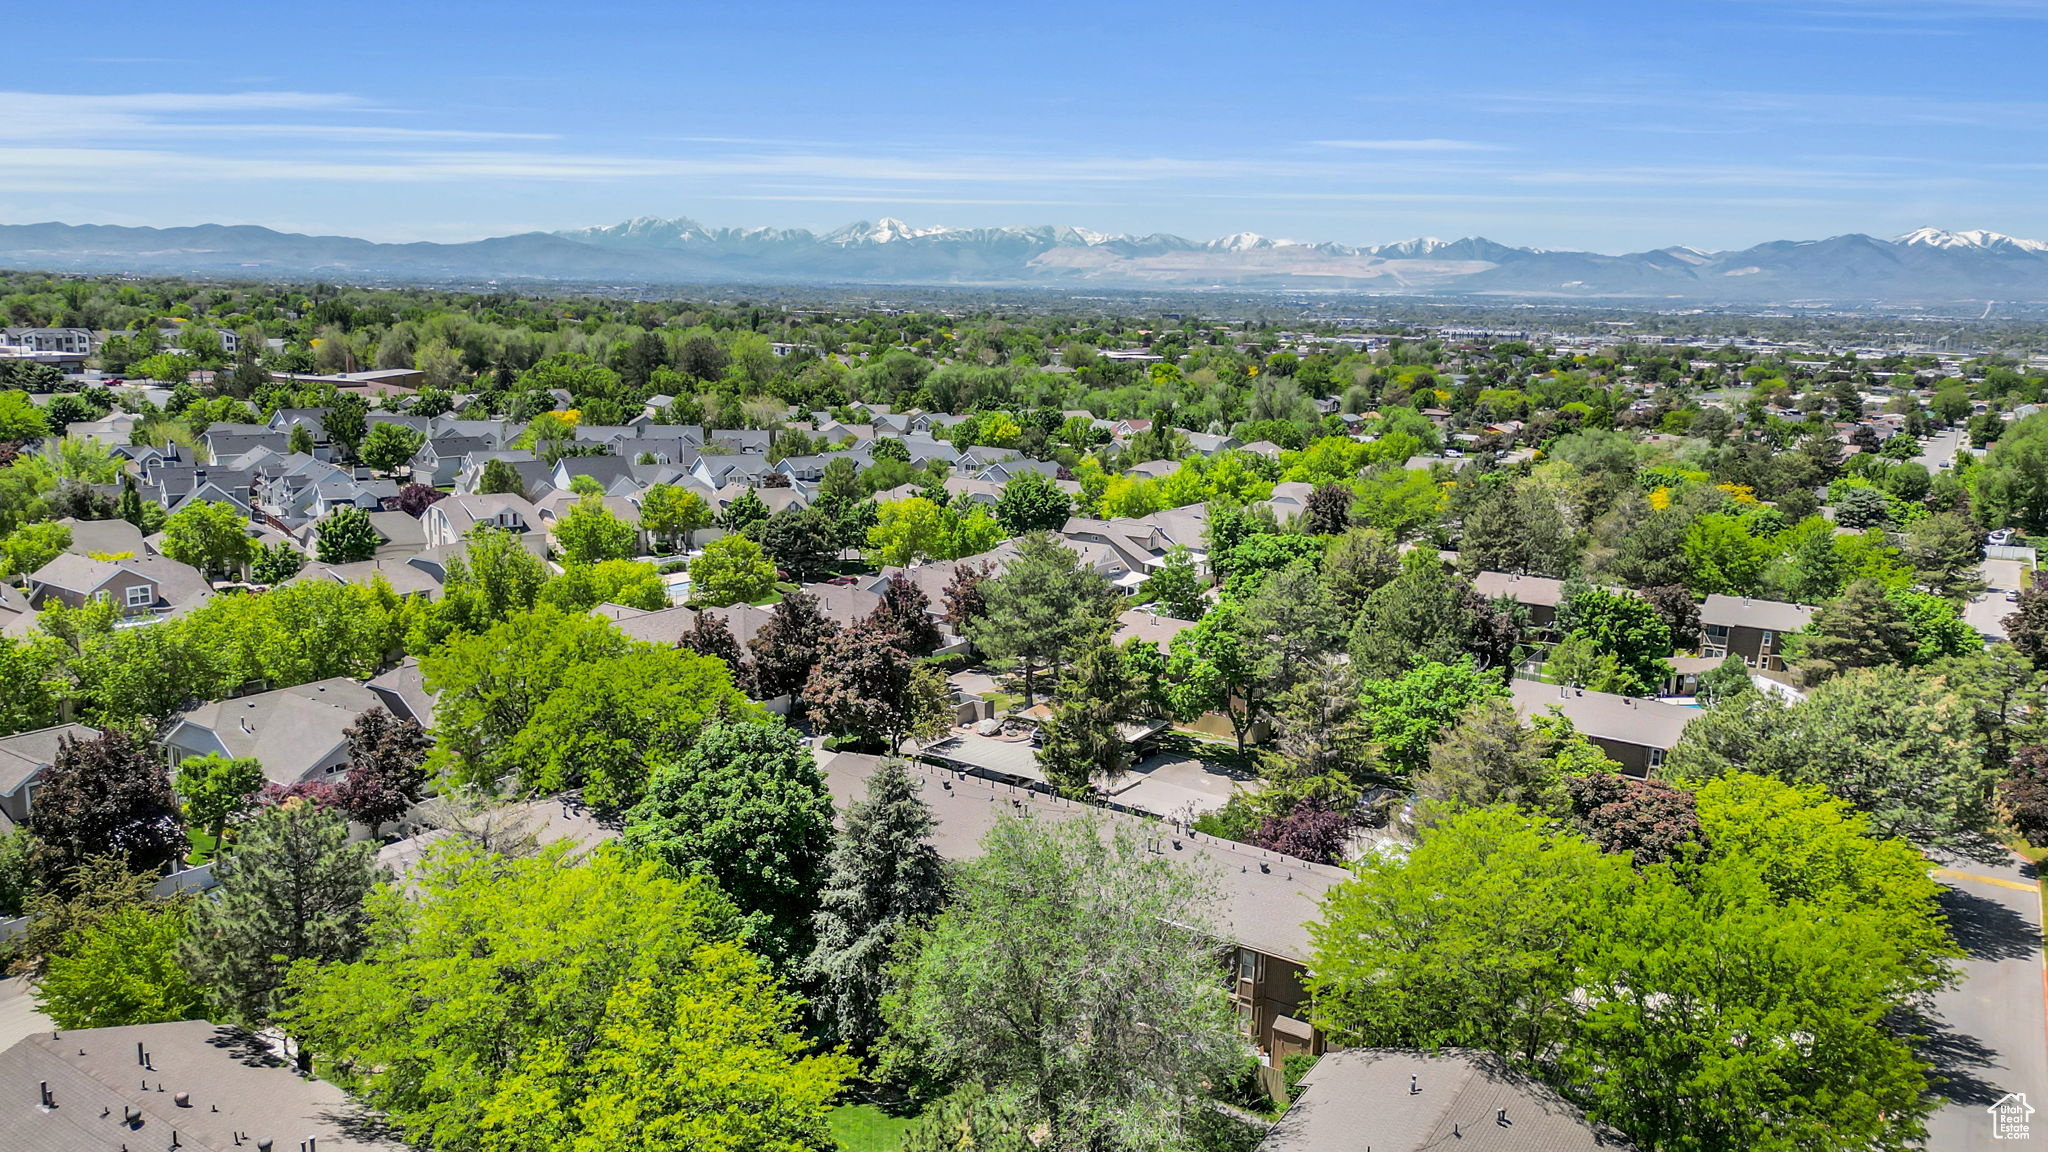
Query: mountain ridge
[{"left": 2, "top": 216, "right": 2046, "bottom": 303}]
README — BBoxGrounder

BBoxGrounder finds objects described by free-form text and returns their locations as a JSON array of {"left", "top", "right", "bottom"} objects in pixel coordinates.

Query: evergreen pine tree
[
  {"left": 182, "top": 800, "right": 385, "bottom": 1027},
  {"left": 806, "top": 757, "right": 947, "bottom": 1049}
]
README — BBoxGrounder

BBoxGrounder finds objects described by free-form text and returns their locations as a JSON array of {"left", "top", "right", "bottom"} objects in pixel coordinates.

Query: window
[
  {"left": 125, "top": 583, "right": 153, "bottom": 608},
  {"left": 1236, "top": 1001, "right": 1255, "bottom": 1037},
  {"left": 1649, "top": 747, "right": 1666, "bottom": 770},
  {"left": 1236, "top": 948, "right": 1261, "bottom": 984},
  {"left": 1704, "top": 623, "right": 1729, "bottom": 640},
  {"left": 1760, "top": 630, "right": 1775, "bottom": 649}
]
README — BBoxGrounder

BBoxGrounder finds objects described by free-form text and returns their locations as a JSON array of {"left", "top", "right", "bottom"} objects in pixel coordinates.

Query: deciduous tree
[
  {"left": 623, "top": 720, "right": 835, "bottom": 967},
  {"left": 283, "top": 843, "right": 853, "bottom": 1152}
]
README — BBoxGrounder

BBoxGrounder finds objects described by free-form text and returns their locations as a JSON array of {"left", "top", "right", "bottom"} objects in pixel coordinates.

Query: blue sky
[{"left": 6, "top": 0, "right": 2048, "bottom": 252}]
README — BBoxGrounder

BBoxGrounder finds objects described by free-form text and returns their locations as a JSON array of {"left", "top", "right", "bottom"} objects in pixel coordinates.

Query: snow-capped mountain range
[{"left": 3, "top": 215, "right": 2048, "bottom": 303}]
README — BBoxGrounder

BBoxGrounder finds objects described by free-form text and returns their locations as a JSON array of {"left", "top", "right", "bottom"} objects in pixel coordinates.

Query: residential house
[
  {"left": 0, "top": 724, "right": 99, "bottom": 834},
  {"left": 0, "top": 327, "right": 92, "bottom": 355},
  {"left": 366, "top": 657, "right": 438, "bottom": 725},
  {"left": 551, "top": 455, "right": 640, "bottom": 495},
  {"left": 412, "top": 434, "right": 494, "bottom": 487},
  {"left": 1259, "top": 1049, "right": 1631, "bottom": 1151},
  {"left": 821, "top": 751, "right": 1343, "bottom": 1063},
  {"left": 456, "top": 451, "right": 553, "bottom": 498},
  {"left": 164, "top": 678, "right": 385, "bottom": 788},
  {"left": 1509, "top": 681, "right": 1698, "bottom": 778},
  {"left": 1699, "top": 593, "right": 1814, "bottom": 672},
  {"left": 1183, "top": 430, "right": 1241, "bottom": 455},
  {"left": 419, "top": 493, "right": 540, "bottom": 549},
  {"left": 55, "top": 516, "right": 147, "bottom": 559},
  {"left": 25, "top": 552, "right": 211, "bottom": 620},
  {"left": 0, "top": 1020, "right": 409, "bottom": 1151}
]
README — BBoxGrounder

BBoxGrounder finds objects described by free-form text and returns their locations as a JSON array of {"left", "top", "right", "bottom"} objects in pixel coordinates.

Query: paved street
[
  {"left": 1967, "top": 559, "right": 2028, "bottom": 641},
  {"left": 1923, "top": 856, "right": 2048, "bottom": 1149},
  {"left": 1916, "top": 427, "right": 1968, "bottom": 473}
]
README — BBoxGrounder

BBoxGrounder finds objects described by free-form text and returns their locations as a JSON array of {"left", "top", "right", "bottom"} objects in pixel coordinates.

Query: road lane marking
[{"left": 1933, "top": 867, "right": 2040, "bottom": 893}]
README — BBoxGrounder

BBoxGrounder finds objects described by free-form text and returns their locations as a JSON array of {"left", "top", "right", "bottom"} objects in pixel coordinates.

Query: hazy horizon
[{"left": 9, "top": 0, "right": 2048, "bottom": 252}]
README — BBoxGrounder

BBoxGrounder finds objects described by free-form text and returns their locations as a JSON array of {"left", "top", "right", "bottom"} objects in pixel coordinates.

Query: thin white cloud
[{"left": 1309, "top": 138, "right": 1507, "bottom": 152}]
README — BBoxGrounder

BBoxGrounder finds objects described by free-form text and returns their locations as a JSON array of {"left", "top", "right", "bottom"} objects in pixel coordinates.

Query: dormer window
[{"left": 126, "top": 584, "right": 153, "bottom": 608}]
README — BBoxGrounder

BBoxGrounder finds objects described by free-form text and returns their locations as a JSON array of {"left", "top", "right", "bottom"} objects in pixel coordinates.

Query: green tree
[
  {"left": 1790, "top": 579, "right": 1912, "bottom": 683},
  {"left": 868, "top": 496, "right": 950, "bottom": 567},
  {"left": 422, "top": 526, "right": 548, "bottom": 644},
  {"left": 965, "top": 533, "right": 1116, "bottom": 705},
  {"left": 1898, "top": 510, "right": 1986, "bottom": 600},
  {"left": 690, "top": 534, "right": 777, "bottom": 606},
  {"left": 638, "top": 482, "right": 710, "bottom": 552},
  {"left": 1321, "top": 526, "right": 1402, "bottom": 614},
  {"left": 287, "top": 423, "right": 316, "bottom": 456},
  {"left": 476, "top": 457, "right": 526, "bottom": 497},
  {"left": 0, "top": 390, "right": 50, "bottom": 440},
  {"left": 35, "top": 902, "right": 206, "bottom": 1029},
  {"left": 174, "top": 753, "right": 265, "bottom": 844},
  {"left": 250, "top": 540, "right": 306, "bottom": 584},
  {"left": 554, "top": 493, "right": 637, "bottom": 565},
  {"left": 721, "top": 486, "right": 772, "bottom": 534},
  {"left": 806, "top": 757, "right": 948, "bottom": 1050},
  {"left": 283, "top": 843, "right": 854, "bottom": 1152},
  {"left": 0, "top": 520, "right": 69, "bottom": 576},
  {"left": 993, "top": 470, "right": 1072, "bottom": 534},
  {"left": 1140, "top": 545, "right": 1208, "bottom": 620},
  {"left": 1038, "top": 641, "right": 1150, "bottom": 795},
  {"left": 158, "top": 499, "right": 255, "bottom": 579},
  {"left": 314, "top": 504, "right": 382, "bottom": 565},
  {"left": 1554, "top": 584, "right": 1674, "bottom": 694},
  {"left": 323, "top": 394, "right": 369, "bottom": 460},
  {"left": 1358, "top": 659, "right": 1506, "bottom": 776},
  {"left": 881, "top": 815, "right": 1241, "bottom": 1152},
  {"left": 753, "top": 505, "right": 837, "bottom": 582},
  {"left": 1348, "top": 550, "right": 1471, "bottom": 678},
  {"left": 184, "top": 799, "right": 384, "bottom": 1027},
  {"left": 1309, "top": 802, "right": 1950, "bottom": 1152},
  {"left": 623, "top": 720, "right": 835, "bottom": 967},
  {"left": 540, "top": 557, "right": 668, "bottom": 612},
  {"left": 358, "top": 421, "right": 425, "bottom": 475},
  {"left": 1974, "top": 410, "right": 2048, "bottom": 531}
]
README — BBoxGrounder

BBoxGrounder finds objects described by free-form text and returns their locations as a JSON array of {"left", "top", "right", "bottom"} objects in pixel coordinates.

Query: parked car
[
  {"left": 1989, "top": 529, "right": 2016, "bottom": 547},
  {"left": 2007, "top": 589, "right": 2022, "bottom": 602}
]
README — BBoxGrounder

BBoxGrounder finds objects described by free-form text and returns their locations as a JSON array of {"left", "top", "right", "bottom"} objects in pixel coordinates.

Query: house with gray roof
[
  {"left": 0, "top": 723, "right": 98, "bottom": 833},
  {"left": 1260, "top": 1049, "right": 1630, "bottom": 1151},
  {"left": 420, "top": 493, "right": 539, "bottom": 549},
  {"left": 164, "top": 678, "right": 384, "bottom": 788},
  {"left": 1699, "top": 593, "right": 1815, "bottom": 673},
  {"left": 25, "top": 551, "right": 212, "bottom": 620},
  {"left": 1509, "top": 681, "right": 1698, "bottom": 778},
  {"left": 821, "top": 751, "right": 1344, "bottom": 1064},
  {"left": 0, "top": 1020, "right": 409, "bottom": 1151}
]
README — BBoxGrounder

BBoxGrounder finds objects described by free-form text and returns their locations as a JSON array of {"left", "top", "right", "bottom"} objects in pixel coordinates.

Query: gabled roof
[
  {"left": 1699, "top": 593, "right": 1815, "bottom": 634},
  {"left": 820, "top": 752, "right": 1344, "bottom": 964},
  {"left": 1509, "top": 681, "right": 1697, "bottom": 751},
  {"left": 0, "top": 723, "right": 98, "bottom": 797},
  {"left": 169, "top": 678, "right": 383, "bottom": 785}
]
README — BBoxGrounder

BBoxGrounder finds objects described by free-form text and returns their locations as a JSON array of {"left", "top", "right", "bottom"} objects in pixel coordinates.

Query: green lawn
[
  {"left": 185, "top": 829, "right": 219, "bottom": 867},
  {"left": 980, "top": 690, "right": 1023, "bottom": 715},
  {"left": 828, "top": 1103, "right": 918, "bottom": 1152}
]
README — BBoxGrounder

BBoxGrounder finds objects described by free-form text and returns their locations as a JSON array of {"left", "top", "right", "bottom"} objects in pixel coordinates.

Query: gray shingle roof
[
  {"left": 0, "top": 1020, "right": 409, "bottom": 1151},
  {"left": 1259, "top": 1049, "right": 1632, "bottom": 1151}
]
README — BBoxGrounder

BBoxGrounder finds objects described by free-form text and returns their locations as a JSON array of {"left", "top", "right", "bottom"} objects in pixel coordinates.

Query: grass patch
[
  {"left": 185, "top": 829, "right": 219, "bottom": 867},
  {"left": 2007, "top": 836, "right": 2048, "bottom": 865},
  {"left": 828, "top": 1102, "right": 919, "bottom": 1152},
  {"left": 980, "top": 691, "right": 1023, "bottom": 715}
]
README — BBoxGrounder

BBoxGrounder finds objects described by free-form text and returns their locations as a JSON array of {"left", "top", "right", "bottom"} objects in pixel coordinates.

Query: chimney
[
  {"left": 1409, "top": 1074, "right": 1420, "bottom": 1095},
  {"left": 1497, "top": 1107, "right": 1510, "bottom": 1126},
  {"left": 37, "top": 1080, "right": 50, "bottom": 1109}
]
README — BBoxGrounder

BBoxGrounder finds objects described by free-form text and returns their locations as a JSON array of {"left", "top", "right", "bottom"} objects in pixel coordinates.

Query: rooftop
[{"left": 0, "top": 1020, "right": 409, "bottom": 1151}]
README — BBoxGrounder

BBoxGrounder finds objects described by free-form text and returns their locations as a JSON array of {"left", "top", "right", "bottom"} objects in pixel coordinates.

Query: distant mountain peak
[{"left": 1895, "top": 226, "right": 2048, "bottom": 254}]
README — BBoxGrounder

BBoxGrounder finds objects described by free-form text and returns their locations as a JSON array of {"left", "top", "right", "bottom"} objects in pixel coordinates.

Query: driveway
[
  {"left": 1922, "top": 855, "right": 2047, "bottom": 1149},
  {"left": 1967, "top": 559, "right": 2028, "bottom": 642}
]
